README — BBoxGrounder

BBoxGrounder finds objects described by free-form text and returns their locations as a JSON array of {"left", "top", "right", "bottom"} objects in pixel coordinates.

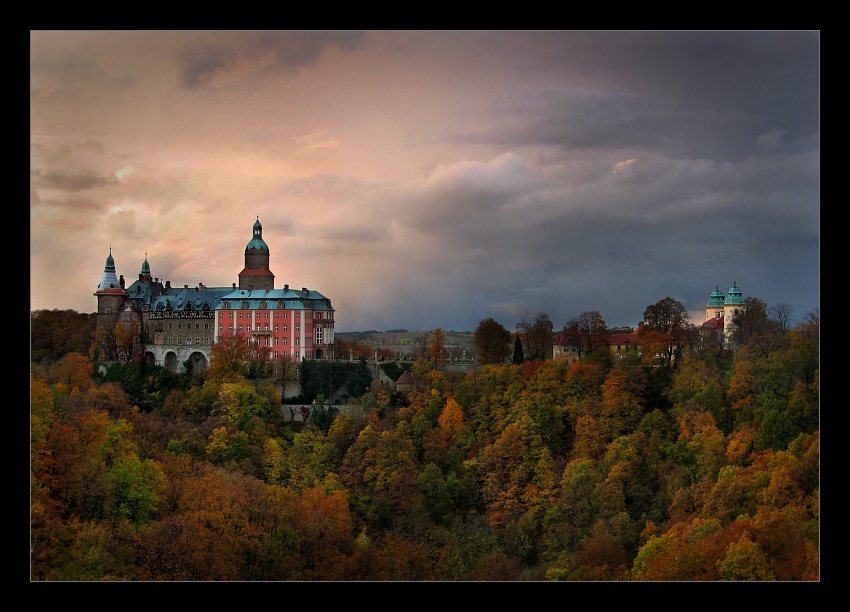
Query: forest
[{"left": 30, "top": 301, "right": 819, "bottom": 580}]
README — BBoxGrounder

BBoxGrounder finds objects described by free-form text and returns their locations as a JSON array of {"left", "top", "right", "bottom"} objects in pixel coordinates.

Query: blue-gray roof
[{"left": 219, "top": 288, "right": 334, "bottom": 311}]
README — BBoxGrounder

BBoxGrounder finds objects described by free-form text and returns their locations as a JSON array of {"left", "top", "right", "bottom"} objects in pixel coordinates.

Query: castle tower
[
  {"left": 723, "top": 281, "right": 745, "bottom": 336},
  {"left": 706, "top": 286, "right": 725, "bottom": 322},
  {"left": 238, "top": 216, "right": 275, "bottom": 291},
  {"left": 94, "top": 247, "right": 127, "bottom": 316},
  {"left": 140, "top": 253, "right": 152, "bottom": 282}
]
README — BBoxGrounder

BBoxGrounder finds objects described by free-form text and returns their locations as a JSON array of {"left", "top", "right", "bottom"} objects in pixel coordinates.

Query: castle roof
[
  {"left": 725, "top": 281, "right": 745, "bottom": 305},
  {"left": 396, "top": 370, "right": 417, "bottom": 386},
  {"left": 219, "top": 288, "right": 334, "bottom": 312},
  {"left": 96, "top": 247, "right": 123, "bottom": 293},
  {"left": 707, "top": 286, "right": 725, "bottom": 308}
]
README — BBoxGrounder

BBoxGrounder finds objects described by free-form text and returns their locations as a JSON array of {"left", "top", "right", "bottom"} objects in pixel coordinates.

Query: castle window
[
  {"left": 265, "top": 312, "right": 269, "bottom": 319},
  {"left": 219, "top": 325, "right": 223, "bottom": 333},
  {"left": 229, "top": 325, "right": 233, "bottom": 332},
  {"left": 196, "top": 337, "right": 200, "bottom": 345},
  {"left": 124, "top": 323, "right": 131, "bottom": 331},
  {"left": 274, "top": 312, "right": 279, "bottom": 318},
  {"left": 283, "top": 338, "right": 288, "bottom": 346},
  {"left": 264, "top": 324, "right": 269, "bottom": 331},
  {"left": 315, "top": 325, "right": 323, "bottom": 344},
  {"left": 168, "top": 337, "right": 173, "bottom": 344},
  {"left": 295, "top": 338, "right": 300, "bottom": 346},
  {"left": 283, "top": 325, "right": 288, "bottom": 332},
  {"left": 275, "top": 325, "right": 279, "bottom": 332},
  {"left": 177, "top": 338, "right": 183, "bottom": 345},
  {"left": 239, "top": 313, "right": 243, "bottom": 319},
  {"left": 274, "top": 337, "right": 279, "bottom": 346},
  {"left": 186, "top": 337, "right": 192, "bottom": 345},
  {"left": 219, "top": 313, "right": 223, "bottom": 319},
  {"left": 296, "top": 312, "right": 300, "bottom": 319},
  {"left": 296, "top": 324, "right": 300, "bottom": 333},
  {"left": 264, "top": 338, "right": 269, "bottom": 346},
  {"left": 178, "top": 324, "right": 182, "bottom": 330},
  {"left": 283, "top": 312, "right": 288, "bottom": 319},
  {"left": 229, "top": 313, "right": 233, "bottom": 319},
  {"left": 239, "top": 325, "right": 243, "bottom": 332}
]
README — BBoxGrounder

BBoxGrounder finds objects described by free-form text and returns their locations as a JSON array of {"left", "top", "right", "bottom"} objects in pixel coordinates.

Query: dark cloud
[
  {"left": 30, "top": 45, "right": 134, "bottom": 103},
  {"left": 178, "top": 44, "right": 236, "bottom": 87},
  {"left": 35, "top": 168, "right": 117, "bottom": 191},
  {"left": 177, "top": 31, "right": 365, "bottom": 88}
]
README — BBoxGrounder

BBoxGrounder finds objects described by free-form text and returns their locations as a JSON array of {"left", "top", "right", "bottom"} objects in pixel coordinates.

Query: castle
[
  {"left": 702, "top": 281, "right": 746, "bottom": 340},
  {"left": 94, "top": 217, "right": 335, "bottom": 373}
]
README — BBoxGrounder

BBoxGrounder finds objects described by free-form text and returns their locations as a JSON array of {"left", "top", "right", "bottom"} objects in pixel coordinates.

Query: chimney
[
  {"left": 232, "top": 283, "right": 236, "bottom": 289},
  {"left": 184, "top": 284, "right": 188, "bottom": 289},
  {"left": 165, "top": 280, "right": 171, "bottom": 289},
  {"left": 119, "top": 275, "right": 125, "bottom": 289},
  {"left": 284, "top": 284, "right": 289, "bottom": 291},
  {"left": 302, "top": 287, "right": 307, "bottom": 292}
]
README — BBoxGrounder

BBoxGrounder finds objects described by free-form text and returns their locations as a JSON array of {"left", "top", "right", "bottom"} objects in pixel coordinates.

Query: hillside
[{"left": 335, "top": 329, "right": 475, "bottom": 358}]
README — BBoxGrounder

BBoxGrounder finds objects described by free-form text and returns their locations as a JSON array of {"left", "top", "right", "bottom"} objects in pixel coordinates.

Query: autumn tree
[
  {"left": 563, "top": 311, "right": 611, "bottom": 360},
  {"left": 474, "top": 318, "right": 511, "bottom": 364},
  {"left": 769, "top": 302, "right": 794, "bottom": 333},
  {"left": 207, "top": 333, "right": 251, "bottom": 381},
  {"left": 639, "top": 297, "right": 690, "bottom": 367},
  {"left": 428, "top": 328, "right": 447, "bottom": 369},
  {"left": 731, "top": 297, "right": 782, "bottom": 355},
  {"left": 31, "top": 309, "right": 95, "bottom": 364},
  {"left": 516, "top": 313, "right": 554, "bottom": 361}
]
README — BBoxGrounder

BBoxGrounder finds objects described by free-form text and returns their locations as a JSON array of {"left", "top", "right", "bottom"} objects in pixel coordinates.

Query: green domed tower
[
  {"left": 238, "top": 216, "right": 275, "bottom": 291},
  {"left": 706, "top": 286, "right": 726, "bottom": 322},
  {"left": 723, "top": 281, "right": 745, "bottom": 335}
]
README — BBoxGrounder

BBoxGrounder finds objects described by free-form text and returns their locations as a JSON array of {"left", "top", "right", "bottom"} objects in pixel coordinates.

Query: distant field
[{"left": 336, "top": 329, "right": 476, "bottom": 357}]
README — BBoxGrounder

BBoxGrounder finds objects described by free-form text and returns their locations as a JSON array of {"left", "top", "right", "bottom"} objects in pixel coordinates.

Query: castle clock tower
[{"left": 238, "top": 217, "right": 275, "bottom": 291}]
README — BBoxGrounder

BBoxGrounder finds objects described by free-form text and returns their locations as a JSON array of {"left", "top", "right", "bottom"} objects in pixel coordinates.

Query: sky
[{"left": 31, "top": 31, "right": 820, "bottom": 333}]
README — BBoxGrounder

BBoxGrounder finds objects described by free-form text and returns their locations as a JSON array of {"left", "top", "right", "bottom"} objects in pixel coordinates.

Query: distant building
[
  {"left": 95, "top": 217, "right": 335, "bottom": 373},
  {"left": 394, "top": 370, "right": 417, "bottom": 391},
  {"left": 702, "top": 282, "right": 746, "bottom": 345},
  {"left": 552, "top": 328, "right": 641, "bottom": 363}
]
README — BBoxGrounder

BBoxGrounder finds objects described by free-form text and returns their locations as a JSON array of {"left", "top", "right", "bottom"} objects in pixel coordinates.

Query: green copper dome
[
  {"left": 141, "top": 254, "right": 151, "bottom": 277},
  {"left": 246, "top": 216, "right": 269, "bottom": 252},
  {"left": 725, "top": 282, "right": 744, "bottom": 305},
  {"left": 707, "top": 286, "right": 725, "bottom": 307}
]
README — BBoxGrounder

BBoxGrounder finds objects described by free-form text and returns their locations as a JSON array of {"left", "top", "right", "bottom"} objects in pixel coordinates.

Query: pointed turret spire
[
  {"left": 141, "top": 251, "right": 151, "bottom": 278},
  {"left": 97, "top": 247, "right": 121, "bottom": 291}
]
